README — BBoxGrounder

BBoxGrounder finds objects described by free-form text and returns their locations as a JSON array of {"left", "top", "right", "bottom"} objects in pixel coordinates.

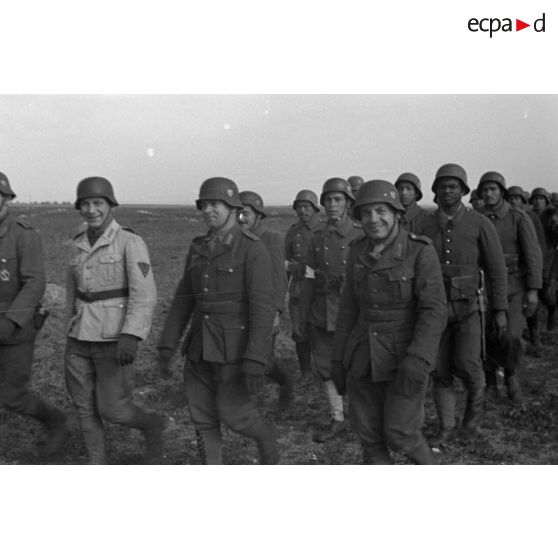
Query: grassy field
[{"left": 1, "top": 204, "right": 557, "bottom": 465}]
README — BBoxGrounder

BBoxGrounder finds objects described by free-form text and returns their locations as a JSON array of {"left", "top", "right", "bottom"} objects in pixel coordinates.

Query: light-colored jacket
[{"left": 66, "top": 218, "right": 156, "bottom": 342}]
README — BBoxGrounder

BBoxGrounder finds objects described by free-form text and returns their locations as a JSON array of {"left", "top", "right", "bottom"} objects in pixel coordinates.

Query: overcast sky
[{"left": 1, "top": 94, "right": 557, "bottom": 206}]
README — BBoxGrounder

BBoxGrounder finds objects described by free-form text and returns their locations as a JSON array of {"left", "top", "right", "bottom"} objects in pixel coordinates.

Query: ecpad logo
[{"left": 468, "top": 13, "right": 546, "bottom": 37}]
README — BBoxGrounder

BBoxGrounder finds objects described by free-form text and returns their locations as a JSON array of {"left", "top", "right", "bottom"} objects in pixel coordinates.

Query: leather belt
[{"left": 76, "top": 288, "right": 129, "bottom": 302}]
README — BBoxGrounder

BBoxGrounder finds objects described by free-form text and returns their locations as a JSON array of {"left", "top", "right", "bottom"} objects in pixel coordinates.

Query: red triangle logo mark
[{"left": 516, "top": 19, "right": 530, "bottom": 31}]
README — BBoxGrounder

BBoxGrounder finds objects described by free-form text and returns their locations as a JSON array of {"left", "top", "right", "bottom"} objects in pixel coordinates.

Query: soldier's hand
[
  {"left": 115, "top": 334, "right": 139, "bottom": 366},
  {"left": 494, "top": 310, "right": 508, "bottom": 339},
  {"left": 396, "top": 355, "right": 431, "bottom": 398},
  {"left": 0, "top": 317, "right": 16, "bottom": 343},
  {"left": 523, "top": 289, "right": 539, "bottom": 318},
  {"left": 330, "top": 361, "right": 346, "bottom": 396},
  {"left": 158, "top": 348, "right": 175, "bottom": 379},
  {"left": 243, "top": 359, "right": 266, "bottom": 395}
]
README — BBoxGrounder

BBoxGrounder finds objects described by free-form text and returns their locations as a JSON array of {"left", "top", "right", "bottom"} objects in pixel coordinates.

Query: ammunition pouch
[{"left": 443, "top": 273, "right": 479, "bottom": 302}]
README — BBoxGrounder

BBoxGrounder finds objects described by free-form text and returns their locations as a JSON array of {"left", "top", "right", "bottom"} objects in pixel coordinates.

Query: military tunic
[
  {"left": 0, "top": 215, "right": 49, "bottom": 417},
  {"left": 300, "top": 217, "right": 363, "bottom": 381},
  {"left": 400, "top": 202, "right": 430, "bottom": 234},
  {"left": 332, "top": 228, "right": 447, "bottom": 455},
  {"left": 283, "top": 214, "right": 322, "bottom": 342},
  {"left": 416, "top": 205, "right": 508, "bottom": 413},
  {"left": 64, "top": 218, "right": 158, "bottom": 463},
  {"left": 158, "top": 224, "right": 275, "bottom": 442}
]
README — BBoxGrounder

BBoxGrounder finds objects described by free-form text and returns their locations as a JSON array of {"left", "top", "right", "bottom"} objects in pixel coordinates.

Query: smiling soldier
[
  {"left": 65, "top": 176, "right": 164, "bottom": 464},
  {"left": 331, "top": 180, "right": 446, "bottom": 464}
]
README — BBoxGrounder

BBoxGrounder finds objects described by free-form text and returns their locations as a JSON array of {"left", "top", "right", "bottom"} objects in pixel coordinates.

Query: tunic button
[
  {"left": 325, "top": 262, "right": 329, "bottom": 265},
  {"left": 204, "top": 315, "right": 209, "bottom": 319},
  {"left": 445, "top": 260, "right": 450, "bottom": 264},
  {"left": 445, "top": 250, "right": 450, "bottom": 254},
  {"left": 342, "top": 260, "right": 346, "bottom": 264},
  {"left": 324, "top": 247, "right": 328, "bottom": 250},
  {"left": 372, "top": 332, "right": 377, "bottom": 336},
  {"left": 204, "top": 274, "right": 209, "bottom": 278},
  {"left": 203, "top": 288, "right": 208, "bottom": 292},
  {"left": 341, "top": 246, "right": 345, "bottom": 249}
]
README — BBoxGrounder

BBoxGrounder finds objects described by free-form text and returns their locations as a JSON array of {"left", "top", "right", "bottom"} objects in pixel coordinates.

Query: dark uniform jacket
[
  {"left": 479, "top": 201, "right": 542, "bottom": 296},
  {"left": 0, "top": 215, "right": 45, "bottom": 344},
  {"left": 332, "top": 227, "right": 447, "bottom": 382},
  {"left": 400, "top": 203, "right": 430, "bottom": 234},
  {"left": 416, "top": 204, "right": 508, "bottom": 322},
  {"left": 158, "top": 224, "right": 274, "bottom": 366},
  {"left": 284, "top": 215, "right": 322, "bottom": 297},
  {"left": 301, "top": 217, "right": 364, "bottom": 332},
  {"left": 252, "top": 221, "right": 288, "bottom": 313}
]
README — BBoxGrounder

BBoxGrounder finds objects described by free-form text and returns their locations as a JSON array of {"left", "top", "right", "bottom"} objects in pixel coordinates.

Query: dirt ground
[{"left": 1, "top": 204, "right": 557, "bottom": 465}]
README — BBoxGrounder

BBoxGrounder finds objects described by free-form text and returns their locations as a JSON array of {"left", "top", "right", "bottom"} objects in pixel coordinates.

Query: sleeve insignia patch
[{"left": 137, "top": 262, "right": 150, "bottom": 277}]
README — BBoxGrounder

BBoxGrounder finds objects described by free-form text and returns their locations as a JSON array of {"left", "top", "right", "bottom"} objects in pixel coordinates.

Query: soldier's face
[
  {"left": 79, "top": 197, "right": 112, "bottom": 231},
  {"left": 240, "top": 205, "right": 259, "bottom": 229},
  {"left": 532, "top": 196, "right": 548, "bottom": 212},
  {"left": 435, "top": 178, "right": 463, "bottom": 209},
  {"left": 323, "top": 193, "right": 348, "bottom": 220},
  {"left": 199, "top": 200, "right": 232, "bottom": 230},
  {"left": 508, "top": 195, "right": 524, "bottom": 209},
  {"left": 360, "top": 203, "right": 398, "bottom": 241},
  {"left": 479, "top": 182, "right": 503, "bottom": 208},
  {"left": 294, "top": 201, "right": 314, "bottom": 223},
  {"left": 396, "top": 182, "right": 417, "bottom": 208}
]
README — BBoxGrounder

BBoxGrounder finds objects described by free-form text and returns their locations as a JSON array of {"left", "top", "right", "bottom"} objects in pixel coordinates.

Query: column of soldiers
[{"left": 0, "top": 166, "right": 554, "bottom": 465}]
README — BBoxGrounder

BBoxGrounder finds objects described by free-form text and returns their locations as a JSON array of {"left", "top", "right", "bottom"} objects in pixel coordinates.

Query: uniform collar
[
  {"left": 482, "top": 200, "right": 510, "bottom": 219},
  {"left": 402, "top": 203, "right": 420, "bottom": 222},
  {"left": 75, "top": 218, "right": 121, "bottom": 253},
  {"left": 0, "top": 214, "right": 13, "bottom": 238},
  {"left": 358, "top": 226, "right": 407, "bottom": 270},
  {"left": 435, "top": 202, "right": 466, "bottom": 228},
  {"left": 324, "top": 216, "right": 354, "bottom": 237},
  {"left": 193, "top": 224, "right": 241, "bottom": 258},
  {"left": 294, "top": 214, "right": 321, "bottom": 231}
]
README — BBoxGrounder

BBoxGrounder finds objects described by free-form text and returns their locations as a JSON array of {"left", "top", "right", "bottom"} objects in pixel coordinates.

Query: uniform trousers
[
  {"left": 347, "top": 371, "right": 428, "bottom": 455},
  {"left": 184, "top": 359, "right": 270, "bottom": 438},
  {"left": 65, "top": 338, "right": 149, "bottom": 462},
  {"left": 0, "top": 340, "right": 49, "bottom": 417}
]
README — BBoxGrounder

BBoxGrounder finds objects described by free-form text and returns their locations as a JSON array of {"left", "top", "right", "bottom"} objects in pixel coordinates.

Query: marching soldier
[
  {"left": 331, "top": 180, "right": 447, "bottom": 464},
  {"left": 284, "top": 190, "right": 322, "bottom": 378},
  {"left": 347, "top": 176, "right": 364, "bottom": 198},
  {"left": 0, "top": 172, "right": 67, "bottom": 458},
  {"left": 239, "top": 190, "right": 293, "bottom": 411},
  {"left": 157, "top": 178, "right": 278, "bottom": 464},
  {"left": 394, "top": 172, "right": 430, "bottom": 233},
  {"left": 65, "top": 177, "right": 164, "bottom": 464},
  {"left": 507, "top": 186, "right": 547, "bottom": 349},
  {"left": 416, "top": 164, "right": 508, "bottom": 444},
  {"left": 469, "top": 190, "right": 484, "bottom": 212},
  {"left": 299, "top": 178, "right": 363, "bottom": 438},
  {"left": 477, "top": 173, "right": 542, "bottom": 401}
]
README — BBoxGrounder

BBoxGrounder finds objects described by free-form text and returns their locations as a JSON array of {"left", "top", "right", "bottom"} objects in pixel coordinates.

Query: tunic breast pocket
[
  {"left": 216, "top": 264, "right": 243, "bottom": 295},
  {"left": 0, "top": 255, "right": 17, "bottom": 283},
  {"left": 98, "top": 254, "right": 124, "bottom": 286},
  {"left": 386, "top": 267, "right": 415, "bottom": 302}
]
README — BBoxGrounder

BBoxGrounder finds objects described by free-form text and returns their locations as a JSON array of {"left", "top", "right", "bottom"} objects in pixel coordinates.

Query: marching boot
[
  {"left": 406, "top": 440, "right": 440, "bottom": 465},
  {"left": 141, "top": 412, "right": 166, "bottom": 464},
  {"left": 196, "top": 429, "right": 223, "bottom": 465},
  {"left": 547, "top": 306, "right": 557, "bottom": 331},
  {"left": 484, "top": 368, "right": 499, "bottom": 403},
  {"left": 362, "top": 442, "right": 394, "bottom": 465},
  {"left": 295, "top": 342, "right": 312, "bottom": 376},
  {"left": 505, "top": 374, "right": 521, "bottom": 403},
  {"left": 462, "top": 384, "right": 485, "bottom": 431},
  {"left": 267, "top": 363, "right": 294, "bottom": 412},
  {"left": 432, "top": 386, "right": 457, "bottom": 445},
  {"left": 256, "top": 423, "right": 280, "bottom": 465},
  {"left": 527, "top": 314, "right": 541, "bottom": 347},
  {"left": 37, "top": 403, "right": 68, "bottom": 456}
]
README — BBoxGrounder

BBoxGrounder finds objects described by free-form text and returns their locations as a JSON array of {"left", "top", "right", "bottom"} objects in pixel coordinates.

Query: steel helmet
[
  {"left": 551, "top": 193, "right": 558, "bottom": 205},
  {"left": 195, "top": 177, "right": 243, "bottom": 210},
  {"left": 432, "top": 163, "right": 470, "bottom": 195},
  {"left": 395, "top": 172, "right": 423, "bottom": 201},
  {"left": 477, "top": 171, "right": 507, "bottom": 197},
  {"left": 506, "top": 186, "right": 528, "bottom": 205},
  {"left": 347, "top": 176, "right": 364, "bottom": 195},
  {"left": 530, "top": 187, "right": 551, "bottom": 205},
  {"left": 292, "top": 189, "right": 320, "bottom": 212},
  {"left": 353, "top": 180, "right": 404, "bottom": 220},
  {"left": 469, "top": 190, "right": 480, "bottom": 201},
  {"left": 320, "top": 177, "right": 355, "bottom": 206},
  {"left": 239, "top": 190, "right": 266, "bottom": 218},
  {"left": 75, "top": 176, "right": 118, "bottom": 209},
  {"left": 0, "top": 172, "right": 16, "bottom": 199}
]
